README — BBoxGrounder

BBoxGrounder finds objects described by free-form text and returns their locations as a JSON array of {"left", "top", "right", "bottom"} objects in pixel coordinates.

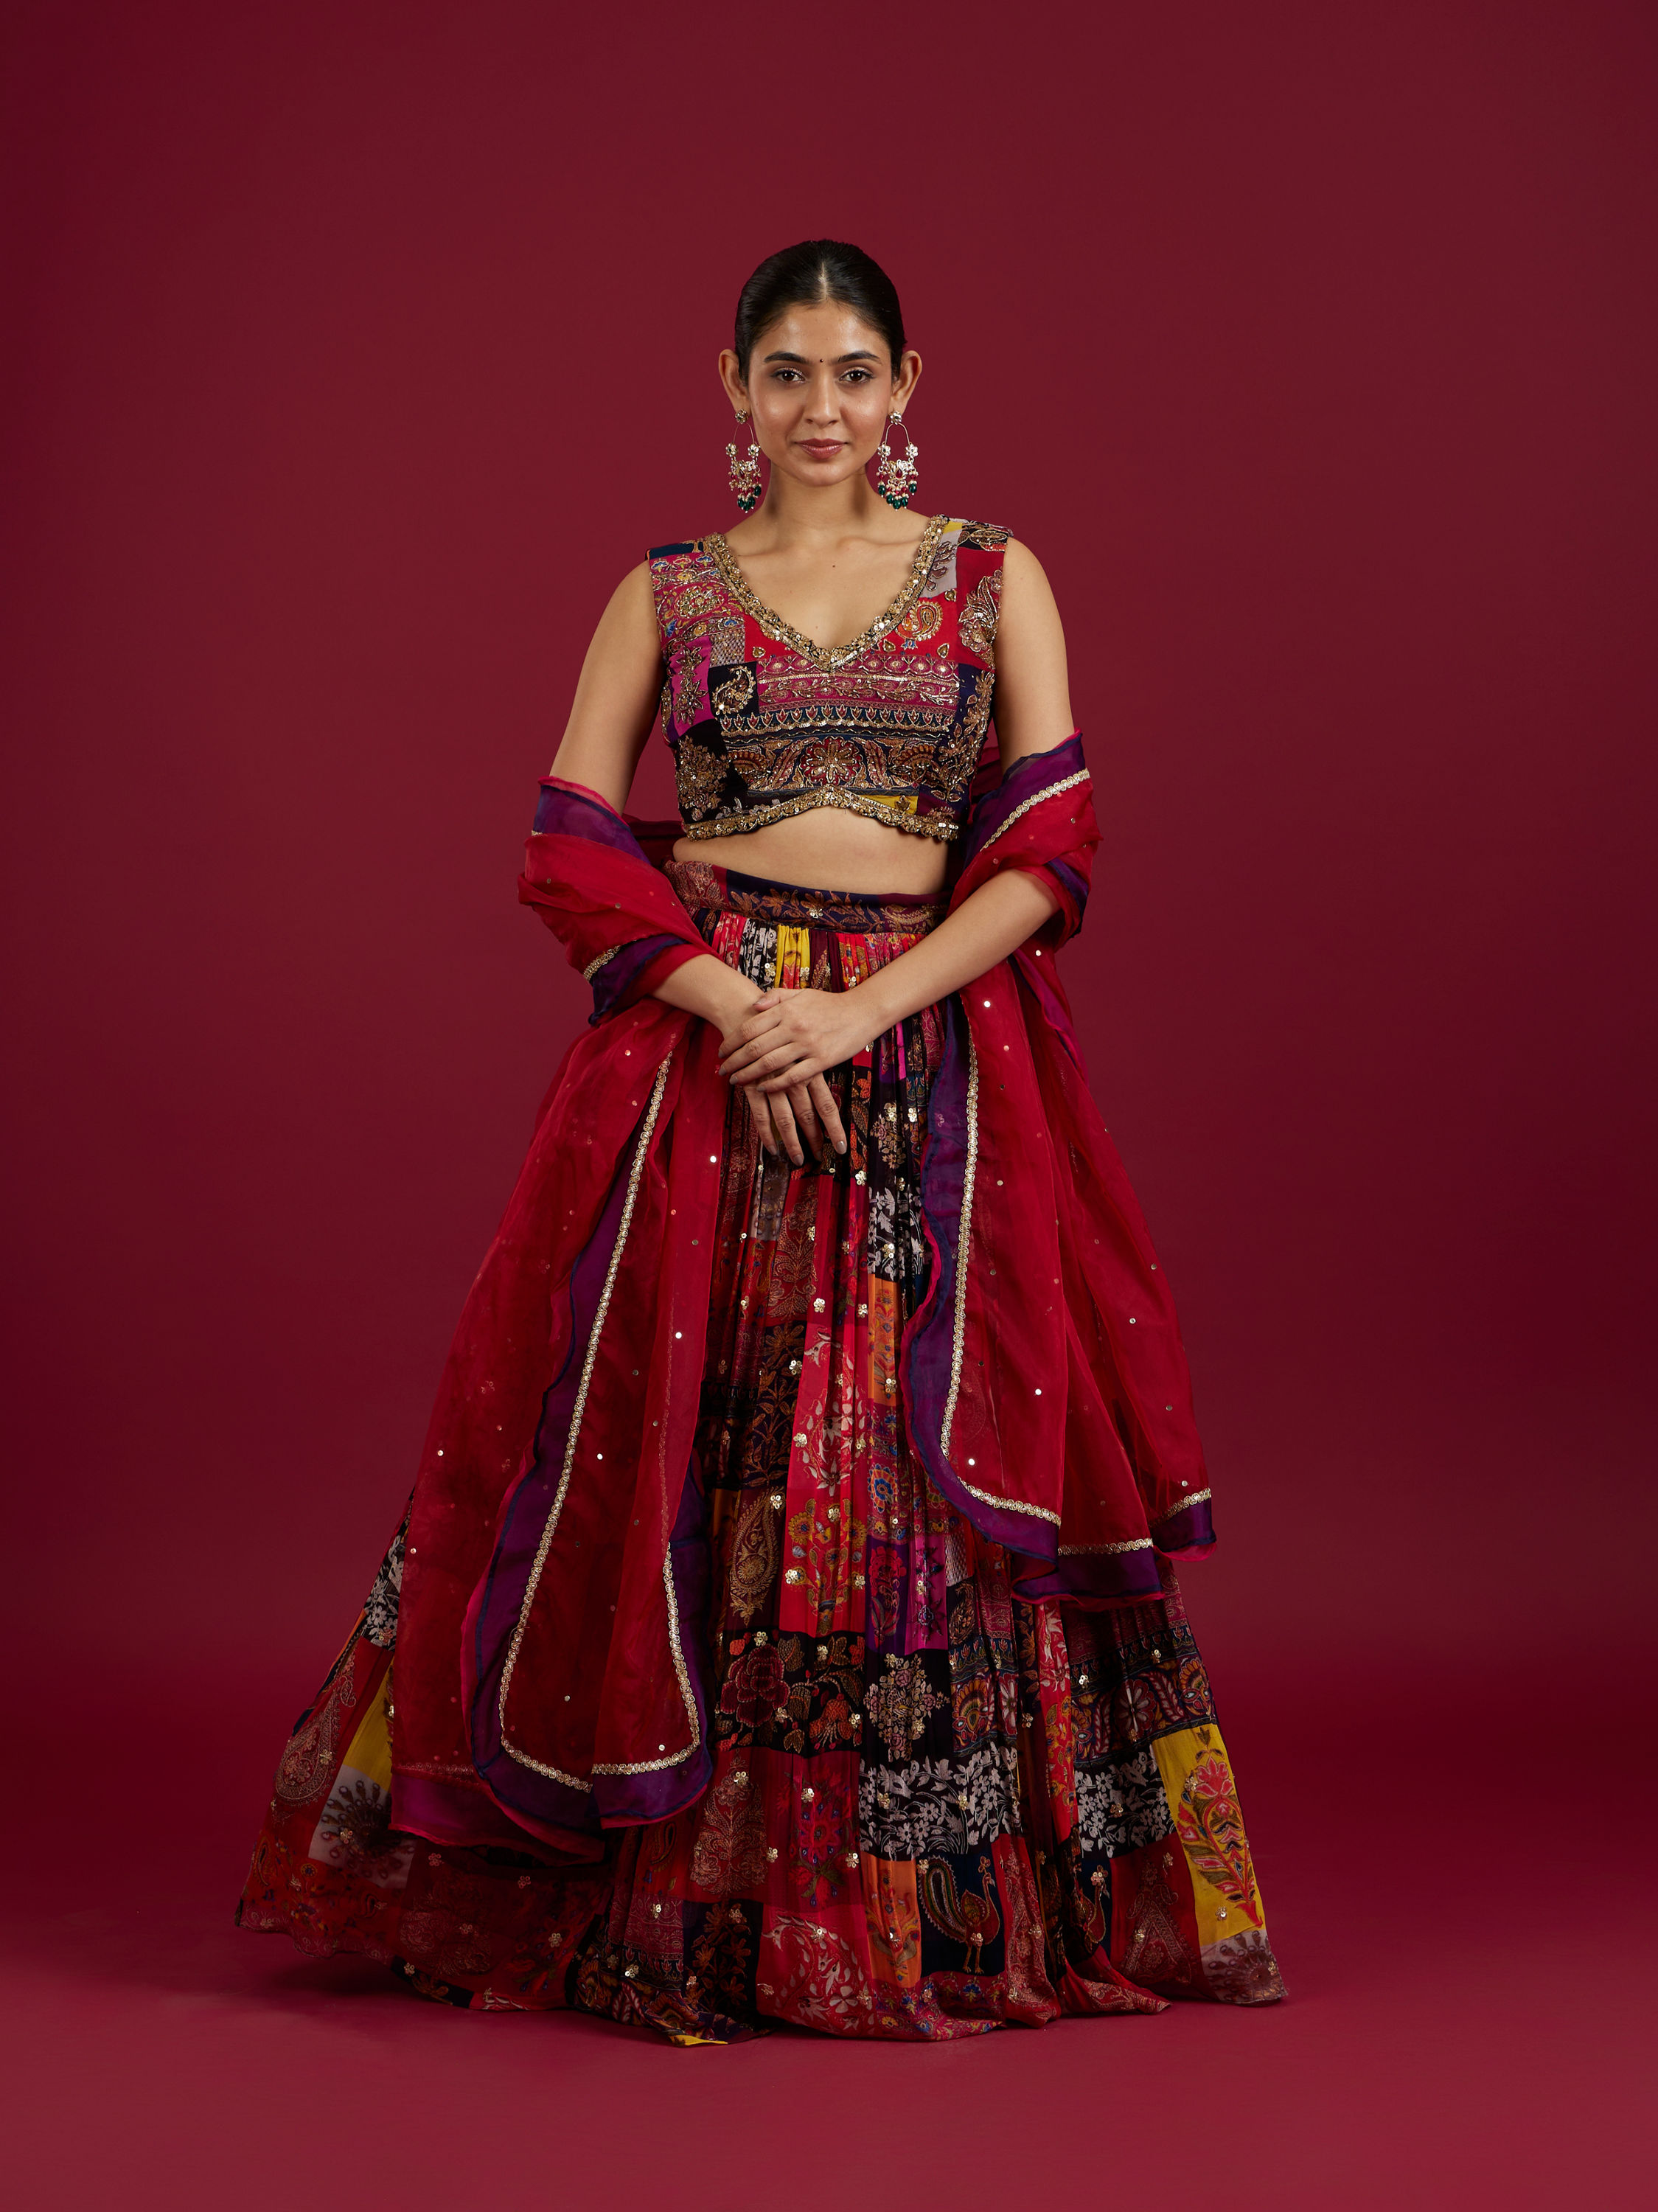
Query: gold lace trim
[
  {"left": 703, "top": 513, "right": 950, "bottom": 672},
  {"left": 938, "top": 1024, "right": 1061, "bottom": 1528},
  {"left": 678, "top": 790, "right": 959, "bottom": 843},
  {"left": 498, "top": 1052, "right": 694, "bottom": 1790},
  {"left": 978, "top": 768, "right": 1092, "bottom": 852},
  {"left": 939, "top": 1028, "right": 978, "bottom": 1469}
]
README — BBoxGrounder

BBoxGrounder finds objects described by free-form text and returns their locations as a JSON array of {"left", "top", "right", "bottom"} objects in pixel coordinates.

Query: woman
[{"left": 240, "top": 240, "right": 1284, "bottom": 2039}]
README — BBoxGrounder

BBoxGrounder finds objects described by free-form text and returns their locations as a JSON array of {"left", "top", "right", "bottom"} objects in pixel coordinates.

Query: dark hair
[{"left": 734, "top": 240, "right": 906, "bottom": 381}]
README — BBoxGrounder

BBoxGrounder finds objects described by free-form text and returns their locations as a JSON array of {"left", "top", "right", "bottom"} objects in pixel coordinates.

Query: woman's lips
[{"left": 798, "top": 440, "right": 846, "bottom": 459}]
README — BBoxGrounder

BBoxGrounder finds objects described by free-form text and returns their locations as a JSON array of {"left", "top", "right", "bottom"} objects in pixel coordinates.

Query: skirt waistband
[{"left": 664, "top": 857, "right": 946, "bottom": 933}]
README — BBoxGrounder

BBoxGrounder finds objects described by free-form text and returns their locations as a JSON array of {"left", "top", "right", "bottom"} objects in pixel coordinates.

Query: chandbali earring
[
  {"left": 874, "top": 411, "right": 919, "bottom": 508},
  {"left": 725, "top": 411, "right": 762, "bottom": 513}
]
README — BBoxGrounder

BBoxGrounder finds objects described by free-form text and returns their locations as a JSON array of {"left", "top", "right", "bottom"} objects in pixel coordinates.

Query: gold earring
[
  {"left": 725, "top": 411, "right": 762, "bottom": 513},
  {"left": 874, "top": 411, "right": 919, "bottom": 509}
]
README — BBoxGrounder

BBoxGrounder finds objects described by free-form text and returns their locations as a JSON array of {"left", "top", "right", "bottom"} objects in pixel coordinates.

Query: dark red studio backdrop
[
  {"left": 4, "top": 0, "right": 1658, "bottom": 2008},
  {"left": 4, "top": 0, "right": 1657, "bottom": 1688},
  {"left": 5, "top": 4, "right": 1658, "bottom": 2202}
]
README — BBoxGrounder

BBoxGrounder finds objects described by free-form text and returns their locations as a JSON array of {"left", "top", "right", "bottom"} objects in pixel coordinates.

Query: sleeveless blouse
[{"left": 647, "top": 515, "right": 1010, "bottom": 844}]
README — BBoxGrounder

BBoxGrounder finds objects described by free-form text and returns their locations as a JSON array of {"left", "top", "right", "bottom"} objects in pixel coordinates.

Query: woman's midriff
[{"left": 670, "top": 804, "right": 952, "bottom": 900}]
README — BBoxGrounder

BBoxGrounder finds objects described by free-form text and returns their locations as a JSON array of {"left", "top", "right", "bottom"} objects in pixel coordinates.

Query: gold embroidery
[
  {"left": 703, "top": 514, "right": 949, "bottom": 673},
  {"left": 956, "top": 520, "right": 1011, "bottom": 549},
  {"left": 957, "top": 568, "right": 1003, "bottom": 667},
  {"left": 933, "top": 667, "right": 995, "bottom": 791},
  {"left": 672, "top": 733, "right": 729, "bottom": 818},
  {"left": 939, "top": 1032, "right": 978, "bottom": 1465},
  {"left": 757, "top": 660, "right": 960, "bottom": 712},
  {"left": 978, "top": 768, "right": 1091, "bottom": 852},
  {"left": 955, "top": 1475, "right": 1062, "bottom": 1526},
  {"left": 721, "top": 702, "right": 958, "bottom": 742},
  {"left": 1057, "top": 1538, "right": 1155, "bottom": 1555},
  {"left": 725, "top": 732, "right": 952, "bottom": 801},
  {"left": 582, "top": 946, "right": 619, "bottom": 982},
  {"left": 498, "top": 1053, "right": 676, "bottom": 1790},
  {"left": 711, "top": 665, "right": 755, "bottom": 715},
  {"left": 727, "top": 1485, "right": 781, "bottom": 1623},
  {"left": 678, "top": 790, "right": 958, "bottom": 842}
]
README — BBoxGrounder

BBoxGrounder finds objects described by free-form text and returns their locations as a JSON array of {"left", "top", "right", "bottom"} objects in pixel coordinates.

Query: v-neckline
[{"left": 703, "top": 514, "right": 950, "bottom": 672}]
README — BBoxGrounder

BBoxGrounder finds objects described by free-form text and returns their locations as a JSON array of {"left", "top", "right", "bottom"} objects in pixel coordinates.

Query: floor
[{"left": 6, "top": 1658, "right": 1648, "bottom": 2211}]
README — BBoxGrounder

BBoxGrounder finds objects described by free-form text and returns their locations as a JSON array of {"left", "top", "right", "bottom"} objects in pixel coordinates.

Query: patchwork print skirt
[{"left": 239, "top": 866, "right": 1283, "bottom": 2037}]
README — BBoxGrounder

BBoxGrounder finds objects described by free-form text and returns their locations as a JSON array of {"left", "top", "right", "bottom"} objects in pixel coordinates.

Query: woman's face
[{"left": 719, "top": 299, "right": 921, "bottom": 497}]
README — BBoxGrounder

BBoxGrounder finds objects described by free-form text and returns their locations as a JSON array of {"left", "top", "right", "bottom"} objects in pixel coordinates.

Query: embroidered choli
[{"left": 647, "top": 515, "right": 1010, "bottom": 844}]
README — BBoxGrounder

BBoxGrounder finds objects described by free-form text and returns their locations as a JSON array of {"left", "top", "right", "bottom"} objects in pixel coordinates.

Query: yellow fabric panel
[
  {"left": 1152, "top": 1723, "right": 1266, "bottom": 1947},
  {"left": 337, "top": 1667, "right": 394, "bottom": 1792},
  {"left": 775, "top": 924, "right": 809, "bottom": 991}
]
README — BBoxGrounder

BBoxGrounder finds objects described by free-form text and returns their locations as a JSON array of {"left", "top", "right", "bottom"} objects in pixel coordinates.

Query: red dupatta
[{"left": 390, "top": 742, "right": 1213, "bottom": 1860}]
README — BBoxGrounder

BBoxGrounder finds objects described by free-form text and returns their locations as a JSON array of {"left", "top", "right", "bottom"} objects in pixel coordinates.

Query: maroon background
[{"left": 4, "top": 3, "right": 1655, "bottom": 2206}]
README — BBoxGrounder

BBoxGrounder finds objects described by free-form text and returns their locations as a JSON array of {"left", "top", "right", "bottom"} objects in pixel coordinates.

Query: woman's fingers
[
  {"left": 757, "top": 1057, "right": 829, "bottom": 1093},
  {"left": 717, "top": 1004, "right": 775, "bottom": 1055},
  {"left": 741, "top": 1083, "right": 777, "bottom": 1156},
  {"left": 808, "top": 1073, "right": 847, "bottom": 1155},
  {"left": 787, "top": 1082, "right": 823, "bottom": 1157},
  {"left": 718, "top": 1021, "right": 785, "bottom": 1076},
  {"left": 767, "top": 1086, "right": 804, "bottom": 1168}
]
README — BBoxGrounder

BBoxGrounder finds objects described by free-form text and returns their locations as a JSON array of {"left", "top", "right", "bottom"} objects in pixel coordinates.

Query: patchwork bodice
[{"left": 647, "top": 515, "right": 1010, "bottom": 844}]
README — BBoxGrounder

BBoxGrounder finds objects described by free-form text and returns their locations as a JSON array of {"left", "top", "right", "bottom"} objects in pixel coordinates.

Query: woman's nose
[{"left": 804, "top": 372, "right": 841, "bottom": 422}]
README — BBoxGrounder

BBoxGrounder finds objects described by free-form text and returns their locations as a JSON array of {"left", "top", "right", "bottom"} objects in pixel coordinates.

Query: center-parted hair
[{"left": 734, "top": 240, "right": 906, "bottom": 380}]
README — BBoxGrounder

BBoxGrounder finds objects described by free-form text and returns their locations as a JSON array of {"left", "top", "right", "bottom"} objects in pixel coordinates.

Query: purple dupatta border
[
  {"left": 458, "top": 1105, "right": 714, "bottom": 1845},
  {"left": 903, "top": 740, "right": 1096, "bottom": 1565},
  {"left": 530, "top": 779, "right": 692, "bottom": 1027},
  {"left": 958, "top": 730, "right": 1088, "bottom": 876},
  {"left": 902, "top": 997, "right": 1061, "bottom": 1560}
]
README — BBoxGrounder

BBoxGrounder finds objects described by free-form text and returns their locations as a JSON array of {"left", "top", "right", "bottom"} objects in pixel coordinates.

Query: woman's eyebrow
[{"left": 761, "top": 347, "right": 882, "bottom": 364}]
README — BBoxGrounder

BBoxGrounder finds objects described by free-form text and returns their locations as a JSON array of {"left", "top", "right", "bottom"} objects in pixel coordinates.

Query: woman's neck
[{"left": 730, "top": 470, "right": 927, "bottom": 549}]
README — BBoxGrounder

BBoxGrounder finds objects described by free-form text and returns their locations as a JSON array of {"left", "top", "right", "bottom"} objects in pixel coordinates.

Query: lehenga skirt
[{"left": 239, "top": 863, "right": 1284, "bottom": 2037}]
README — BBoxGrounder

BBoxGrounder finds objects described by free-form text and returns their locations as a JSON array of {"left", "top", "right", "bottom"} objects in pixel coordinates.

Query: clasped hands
[{"left": 717, "top": 984, "right": 879, "bottom": 1167}]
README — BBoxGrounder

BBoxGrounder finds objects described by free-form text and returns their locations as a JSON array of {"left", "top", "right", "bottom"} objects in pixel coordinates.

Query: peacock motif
[{"left": 917, "top": 1853, "right": 1001, "bottom": 1969}]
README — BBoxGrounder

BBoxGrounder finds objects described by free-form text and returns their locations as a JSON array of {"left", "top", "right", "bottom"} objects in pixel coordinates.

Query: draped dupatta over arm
[{"left": 392, "top": 741, "right": 1216, "bottom": 1863}]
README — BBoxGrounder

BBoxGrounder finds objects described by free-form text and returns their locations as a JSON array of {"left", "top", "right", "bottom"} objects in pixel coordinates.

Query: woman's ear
[
  {"left": 717, "top": 347, "right": 748, "bottom": 412},
  {"left": 891, "top": 347, "right": 923, "bottom": 412}
]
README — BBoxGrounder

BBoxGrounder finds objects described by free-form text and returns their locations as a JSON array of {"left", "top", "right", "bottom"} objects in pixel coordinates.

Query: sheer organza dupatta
[{"left": 905, "top": 734, "right": 1216, "bottom": 1603}]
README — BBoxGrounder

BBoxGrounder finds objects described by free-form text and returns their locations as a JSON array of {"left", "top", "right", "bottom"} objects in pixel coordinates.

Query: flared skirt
[{"left": 239, "top": 864, "right": 1283, "bottom": 2037}]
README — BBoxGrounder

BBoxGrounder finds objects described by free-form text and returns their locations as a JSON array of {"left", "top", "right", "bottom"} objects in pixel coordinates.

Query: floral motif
[
  {"left": 858, "top": 1743, "right": 1017, "bottom": 1860},
  {"left": 1175, "top": 1745, "right": 1262, "bottom": 1927},
  {"left": 362, "top": 1515, "right": 406, "bottom": 1649},
  {"left": 717, "top": 1640, "right": 786, "bottom": 1732},
  {"left": 1075, "top": 1745, "right": 1173, "bottom": 1855},
  {"left": 865, "top": 1652, "right": 948, "bottom": 1761}
]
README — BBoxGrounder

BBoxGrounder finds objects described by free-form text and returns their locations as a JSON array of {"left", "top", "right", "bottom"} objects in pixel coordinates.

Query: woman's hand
[{"left": 717, "top": 986, "right": 877, "bottom": 1165}]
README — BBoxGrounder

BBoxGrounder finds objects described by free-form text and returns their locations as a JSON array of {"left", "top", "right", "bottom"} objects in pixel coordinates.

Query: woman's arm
[
  {"left": 718, "top": 538, "right": 1079, "bottom": 1100},
  {"left": 548, "top": 565, "right": 761, "bottom": 1039}
]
